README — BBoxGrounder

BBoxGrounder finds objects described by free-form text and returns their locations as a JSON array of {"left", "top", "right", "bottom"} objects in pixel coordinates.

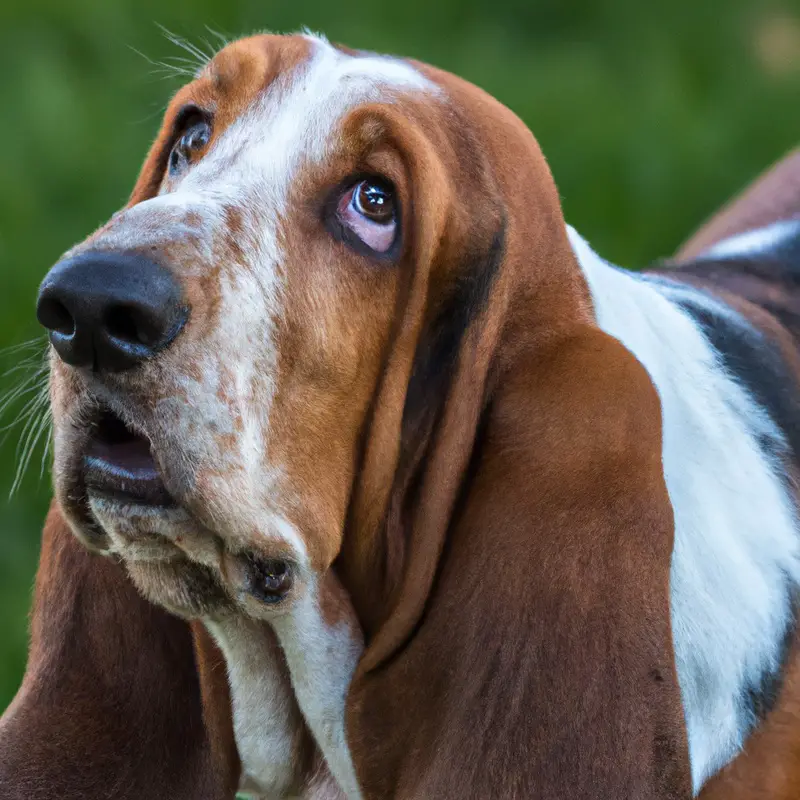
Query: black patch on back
[
  {"left": 661, "top": 221, "right": 800, "bottom": 334},
  {"left": 701, "top": 222, "right": 800, "bottom": 281},
  {"left": 648, "top": 226, "right": 800, "bottom": 728},
  {"left": 666, "top": 287, "right": 800, "bottom": 463},
  {"left": 655, "top": 221, "right": 800, "bottom": 465}
]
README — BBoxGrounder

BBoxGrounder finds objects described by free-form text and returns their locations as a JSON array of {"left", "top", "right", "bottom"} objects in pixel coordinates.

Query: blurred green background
[{"left": 1, "top": 0, "right": 800, "bottom": 711}]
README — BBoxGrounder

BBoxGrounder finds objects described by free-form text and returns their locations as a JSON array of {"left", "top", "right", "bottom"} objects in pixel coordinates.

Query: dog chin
[
  {"left": 82, "top": 497, "right": 238, "bottom": 619},
  {"left": 124, "top": 558, "right": 237, "bottom": 619}
]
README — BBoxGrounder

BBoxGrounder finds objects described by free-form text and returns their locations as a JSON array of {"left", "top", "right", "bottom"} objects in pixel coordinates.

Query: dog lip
[{"left": 83, "top": 408, "right": 174, "bottom": 506}]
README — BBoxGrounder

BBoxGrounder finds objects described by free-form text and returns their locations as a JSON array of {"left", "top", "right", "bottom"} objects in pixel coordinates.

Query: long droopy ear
[
  {"left": 347, "top": 329, "right": 692, "bottom": 799},
  {"left": 0, "top": 503, "right": 239, "bottom": 799},
  {"left": 342, "top": 70, "right": 692, "bottom": 799}
]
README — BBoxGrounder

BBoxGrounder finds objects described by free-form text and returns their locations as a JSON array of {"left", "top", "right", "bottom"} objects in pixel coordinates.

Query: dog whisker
[
  {"left": 156, "top": 24, "right": 216, "bottom": 75},
  {"left": 0, "top": 371, "right": 47, "bottom": 422},
  {"left": 127, "top": 46, "right": 199, "bottom": 81},
  {"left": 0, "top": 339, "right": 51, "bottom": 495},
  {"left": 0, "top": 387, "right": 48, "bottom": 435},
  {"left": 39, "top": 411, "right": 53, "bottom": 481},
  {"left": 203, "top": 26, "right": 230, "bottom": 49},
  {"left": 0, "top": 337, "right": 46, "bottom": 359},
  {"left": 10, "top": 396, "right": 52, "bottom": 496}
]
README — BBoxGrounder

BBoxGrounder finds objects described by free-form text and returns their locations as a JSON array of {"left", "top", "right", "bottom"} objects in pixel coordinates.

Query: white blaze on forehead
[
  {"left": 96, "top": 34, "right": 437, "bottom": 273},
  {"left": 181, "top": 33, "right": 436, "bottom": 204}
]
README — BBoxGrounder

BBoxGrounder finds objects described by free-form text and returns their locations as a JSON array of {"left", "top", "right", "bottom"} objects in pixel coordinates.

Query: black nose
[{"left": 36, "top": 251, "right": 188, "bottom": 373}]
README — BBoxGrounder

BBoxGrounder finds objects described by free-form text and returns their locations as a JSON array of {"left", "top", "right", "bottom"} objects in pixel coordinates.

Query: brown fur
[
  {"left": 347, "top": 331, "right": 689, "bottom": 798},
  {"left": 0, "top": 503, "right": 239, "bottom": 799}
]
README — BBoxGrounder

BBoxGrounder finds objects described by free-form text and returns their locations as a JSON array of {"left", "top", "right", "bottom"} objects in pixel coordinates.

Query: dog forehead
[{"left": 174, "top": 34, "right": 438, "bottom": 182}]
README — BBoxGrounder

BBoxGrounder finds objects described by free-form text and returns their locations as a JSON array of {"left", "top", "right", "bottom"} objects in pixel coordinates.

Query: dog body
[
  {"left": 3, "top": 32, "right": 800, "bottom": 799},
  {"left": 579, "top": 222, "right": 800, "bottom": 794}
]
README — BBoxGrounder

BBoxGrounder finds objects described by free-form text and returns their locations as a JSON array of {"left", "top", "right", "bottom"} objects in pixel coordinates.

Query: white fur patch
[
  {"left": 270, "top": 585, "right": 364, "bottom": 800},
  {"left": 179, "top": 32, "right": 435, "bottom": 211},
  {"left": 701, "top": 220, "right": 800, "bottom": 260},
  {"left": 568, "top": 226, "right": 800, "bottom": 794},
  {"left": 205, "top": 617, "right": 308, "bottom": 797}
]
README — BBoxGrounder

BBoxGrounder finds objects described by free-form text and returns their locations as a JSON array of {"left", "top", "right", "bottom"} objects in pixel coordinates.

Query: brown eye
[
  {"left": 169, "top": 119, "right": 211, "bottom": 176},
  {"left": 352, "top": 179, "right": 395, "bottom": 223},
  {"left": 337, "top": 177, "right": 398, "bottom": 253}
]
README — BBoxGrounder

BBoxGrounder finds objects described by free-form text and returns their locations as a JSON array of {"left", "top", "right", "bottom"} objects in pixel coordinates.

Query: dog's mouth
[
  {"left": 58, "top": 397, "right": 302, "bottom": 616},
  {"left": 83, "top": 406, "right": 173, "bottom": 506}
]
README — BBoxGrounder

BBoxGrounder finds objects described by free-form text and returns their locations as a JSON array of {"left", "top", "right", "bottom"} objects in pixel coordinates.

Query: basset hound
[{"left": 2, "top": 31, "right": 800, "bottom": 800}]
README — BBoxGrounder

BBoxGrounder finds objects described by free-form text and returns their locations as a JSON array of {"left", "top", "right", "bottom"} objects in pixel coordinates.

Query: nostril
[
  {"left": 104, "top": 305, "right": 146, "bottom": 345},
  {"left": 103, "top": 303, "right": 178, "bottom": 348},
  {"left": 37, "top": 297, "right": 76, "bottom": 336}
]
